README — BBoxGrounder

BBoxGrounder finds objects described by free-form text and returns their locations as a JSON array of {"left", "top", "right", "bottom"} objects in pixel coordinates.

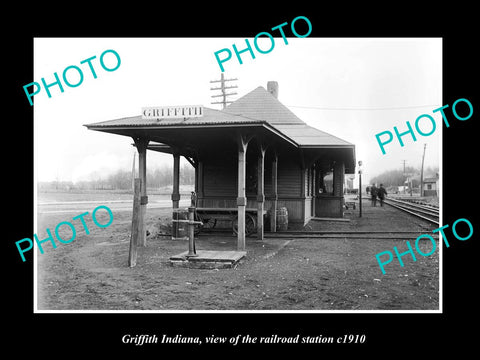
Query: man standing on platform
[
  {"left": 377, "top": 184, "right": 387, "bottom": 207},
  {"left": 370, "top": 184, "right": 378, "bottom": 207}
]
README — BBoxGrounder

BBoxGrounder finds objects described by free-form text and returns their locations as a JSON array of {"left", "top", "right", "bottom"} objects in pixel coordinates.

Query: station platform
[
  {"left": 169, "top": 250, "right": 246, "bottom": 269},
  {"left": 303, "top": 196, "right": 436, "bottom": 234}
]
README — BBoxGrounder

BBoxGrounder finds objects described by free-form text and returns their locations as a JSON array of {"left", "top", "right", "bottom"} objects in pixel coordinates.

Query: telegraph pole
[
  {"left": 210, "top": 73, "right": 238, "bottom": 109},
  {"left": 420, "top": 143, "right": 427, "bottom": 197},
  {"left": 401, "top": 160, "right": 407, "bottom": 194},
  {"left": 358, "top": 161, "right": 363, "bottom": 218}
]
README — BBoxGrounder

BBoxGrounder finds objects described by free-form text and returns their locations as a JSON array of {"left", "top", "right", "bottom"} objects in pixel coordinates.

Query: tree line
[
  {"left": 39, "top": 164, "right": 195, "bottom": 191},
  {"left": 368, "top": 166, "right": 438, "bottom": 189}
]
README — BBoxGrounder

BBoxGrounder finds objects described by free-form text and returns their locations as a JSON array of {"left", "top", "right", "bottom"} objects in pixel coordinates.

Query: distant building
[{"left": 423, "top": 173, "right": 439, "bottom": 197}]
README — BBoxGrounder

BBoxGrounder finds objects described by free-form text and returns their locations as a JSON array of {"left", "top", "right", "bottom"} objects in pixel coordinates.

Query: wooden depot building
[{"left": 85, "top": 81, "right": 356, "bottom": 252}]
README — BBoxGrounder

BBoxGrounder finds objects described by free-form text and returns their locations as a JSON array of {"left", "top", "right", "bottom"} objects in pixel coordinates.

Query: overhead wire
[{"left": 285, "top": 104, "right": 441, "bottom": 111}]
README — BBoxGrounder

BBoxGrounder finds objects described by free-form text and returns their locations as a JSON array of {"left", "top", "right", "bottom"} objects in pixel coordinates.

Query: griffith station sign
[{"left": 142, "top": 105, "right": 204, "bottom": 120}]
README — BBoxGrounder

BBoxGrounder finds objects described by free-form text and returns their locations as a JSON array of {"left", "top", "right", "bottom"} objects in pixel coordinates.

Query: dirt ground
[{"left": 36, "top": 194, "right": 439, "bottom": 311}]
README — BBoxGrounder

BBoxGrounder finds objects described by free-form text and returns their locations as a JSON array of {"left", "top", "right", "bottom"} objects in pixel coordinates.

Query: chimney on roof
[{"left": 267, "top": 81, "right": 279, "bottom": 99}]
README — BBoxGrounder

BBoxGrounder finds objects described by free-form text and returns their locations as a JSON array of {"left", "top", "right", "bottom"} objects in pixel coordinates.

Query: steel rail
[
  {"left": 387, "top": 197, "right": 439, "bottom": 213},
  {"left": 385, "top": 200, "right": 439, "bottom": 218},
  {"left": 263, "top": 234, "right": 438, "bottom": 240},
  {"left": 383, "top": 199, "right": 439, "bottom": 225}
]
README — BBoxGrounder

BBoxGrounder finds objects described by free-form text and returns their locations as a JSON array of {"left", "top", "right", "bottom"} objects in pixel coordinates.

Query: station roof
[
  {"left": 84, "top": 106, "right": 261, "bottom": 128},
  {"left": 86, "top": 86, "right": 353, "bottom": 147},
  {"left": 224, "top": 86, "right": 306, "bottom": 125},
  {"left": 224, "top": 86, "right": 354, "bottom": 148},
  {"left": 85, "top": 85, "right": 355, "bottom": 171}
]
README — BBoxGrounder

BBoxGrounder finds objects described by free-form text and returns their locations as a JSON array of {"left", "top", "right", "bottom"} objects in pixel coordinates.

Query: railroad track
[
  {"left": 197, "top": 228, "right": 439, "bottom": 240},
  {"left": 393, "top": 197, "right": 439, "bottom": 209},
  {"left": 383, "top": 197, "right": 439, "bottom": 225},
  {"left": 263, "top": 231, "right": 438, "bottom": 240}
]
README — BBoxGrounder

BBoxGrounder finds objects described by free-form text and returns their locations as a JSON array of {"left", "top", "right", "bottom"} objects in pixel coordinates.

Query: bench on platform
[
  {"left": 195, "top": 207, "right": 267, "bottom": 236},
  {"left": 345, "top": 201, "right": 356, "bottom": 210}
]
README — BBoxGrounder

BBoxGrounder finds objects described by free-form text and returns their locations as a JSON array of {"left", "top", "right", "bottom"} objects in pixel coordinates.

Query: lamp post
[{"left": 358, "top": 161, "right": 362, "bottom": 218}]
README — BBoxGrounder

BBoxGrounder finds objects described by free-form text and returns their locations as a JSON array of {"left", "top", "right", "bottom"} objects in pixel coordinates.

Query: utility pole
[
  {"left": 420, "top": 143, "right": 427, "bottom": 197},
  {"left": 401, "top": 160, "right": 407, "bottom": 194},
  {"left": 358, "top": 161, "right": 363, "bottom": 218},
  {"left": 210, "top": 73, "right": 238, "bottom": 109}
]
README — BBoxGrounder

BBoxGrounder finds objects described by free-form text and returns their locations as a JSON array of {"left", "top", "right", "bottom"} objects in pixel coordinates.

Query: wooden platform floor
[
  {"left": 169, "top": 250, "right": 247, "bottom": 269},
  {"left": 310, "top": 217, "right": 351, "bottom": 222}
]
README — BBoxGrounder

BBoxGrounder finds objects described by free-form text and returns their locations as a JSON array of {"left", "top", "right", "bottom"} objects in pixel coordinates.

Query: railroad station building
[{"left": 85, "top": 81, "right": 356, "bottom": 251}]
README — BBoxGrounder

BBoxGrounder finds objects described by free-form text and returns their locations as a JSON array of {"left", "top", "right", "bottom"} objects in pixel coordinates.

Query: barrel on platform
[
  {"left": 172, "top": 208, "right": 189, "bottom": 240},
  {"left": 276, "top": 207, "right": 288, "bottom": 231}
]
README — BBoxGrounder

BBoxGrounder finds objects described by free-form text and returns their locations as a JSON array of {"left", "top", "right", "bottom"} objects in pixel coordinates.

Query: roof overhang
[
  {"left": 85, "top": 121, "right": 299, "bottom": 154},
  {"left": 85, "top": 101, "right": 356, "bottom": 173},
  {"left": 300, "top": 146, "right": 356, "bottom": 174}
]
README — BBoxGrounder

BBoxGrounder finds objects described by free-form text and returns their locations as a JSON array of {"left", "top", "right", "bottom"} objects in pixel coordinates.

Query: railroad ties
[
  {"left": 383, "top": 197, "right": 439, "bottom": 225},
  {"left": 263, "top": 230, "right": 437, "bottom": 240}
]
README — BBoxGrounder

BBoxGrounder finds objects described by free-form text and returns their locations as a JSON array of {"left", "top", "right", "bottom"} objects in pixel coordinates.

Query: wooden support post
[
  {"left": 237, "top": 147, "right": 246, "bottom": 251},
  {"left": 311, "top": 165, "right": 316, "bottom": 215},
  {"left": 171, "top": 153, "right": 181, "bottom": 240},
  {"left": 186, "top": 206, "right": 197, "bottom": 257},
  {"left": 314, "top": 162, "right": 321, "bottom": 217},
  {"left": 334, "top": 161, "right": 345, "bottom": 217},
  {"left": 257, "top": 144, "right": 266, "bottom": 240},
  {"left": 194, "top": 160, "right": 199, "bottom": 197},
  {"left": 197, "top": 161, "right": 204, "bottom": 199},
  {"left": 300, "top": 164, "right": 306, "bottom": 223},
  {"left": 134, "top": 137, "right": 149, "bottom": 247},
  {"left": 270, "top": 152, "right": 278, "bottom": 232},
  {"left": 237, "top": 134, "right": 250, "bottom": 251},
  {"left": 128, "top": 178, "right": 141, "bottom": 267},
  {"left": 315, "top": 162, "right": 321, "bottom": 195},
  {"left": 172, "top": 153, "right": 181, "bottom": 209},
  {"left": 300, "top": 167, "right": 306, "bottom": 198}
]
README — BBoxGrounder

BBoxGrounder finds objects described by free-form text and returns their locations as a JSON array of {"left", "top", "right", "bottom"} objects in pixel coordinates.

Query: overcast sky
[{"left": 34, "top": 37, "right": 442, "bottom": 184}]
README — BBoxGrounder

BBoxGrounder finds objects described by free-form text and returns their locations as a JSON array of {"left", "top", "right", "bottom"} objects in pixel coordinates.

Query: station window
[{"left": 321, "top": 172, "right": 334, "bottom": 195}]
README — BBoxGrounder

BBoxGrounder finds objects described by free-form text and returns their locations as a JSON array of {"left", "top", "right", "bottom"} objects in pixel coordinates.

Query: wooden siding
[
  {"left": 201, "top": 151, "right": 304, "bottom": 198},
  {"left": 265, "top": 198, "right": 304, "bottom": 223},
  {"left": 277, "top": 158, "right": 301, "bottom": 197},
  {"left": 198, "top": 148, "right": 317, "bottom": 224},
  {"left": 333, "top": 161, "right": 345, "bottom": 197},
  {"left": 198, "top": 196, "right": 259, "bottom": 209},
  {"left": 203, "top": 163, "right": 236, "bottom": 197},
  {"left": 315, "top": 195, "right": 344, "bottom": 218},
  {"left": 264, "top": 160, "right": 273, "bottom": 195}
]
